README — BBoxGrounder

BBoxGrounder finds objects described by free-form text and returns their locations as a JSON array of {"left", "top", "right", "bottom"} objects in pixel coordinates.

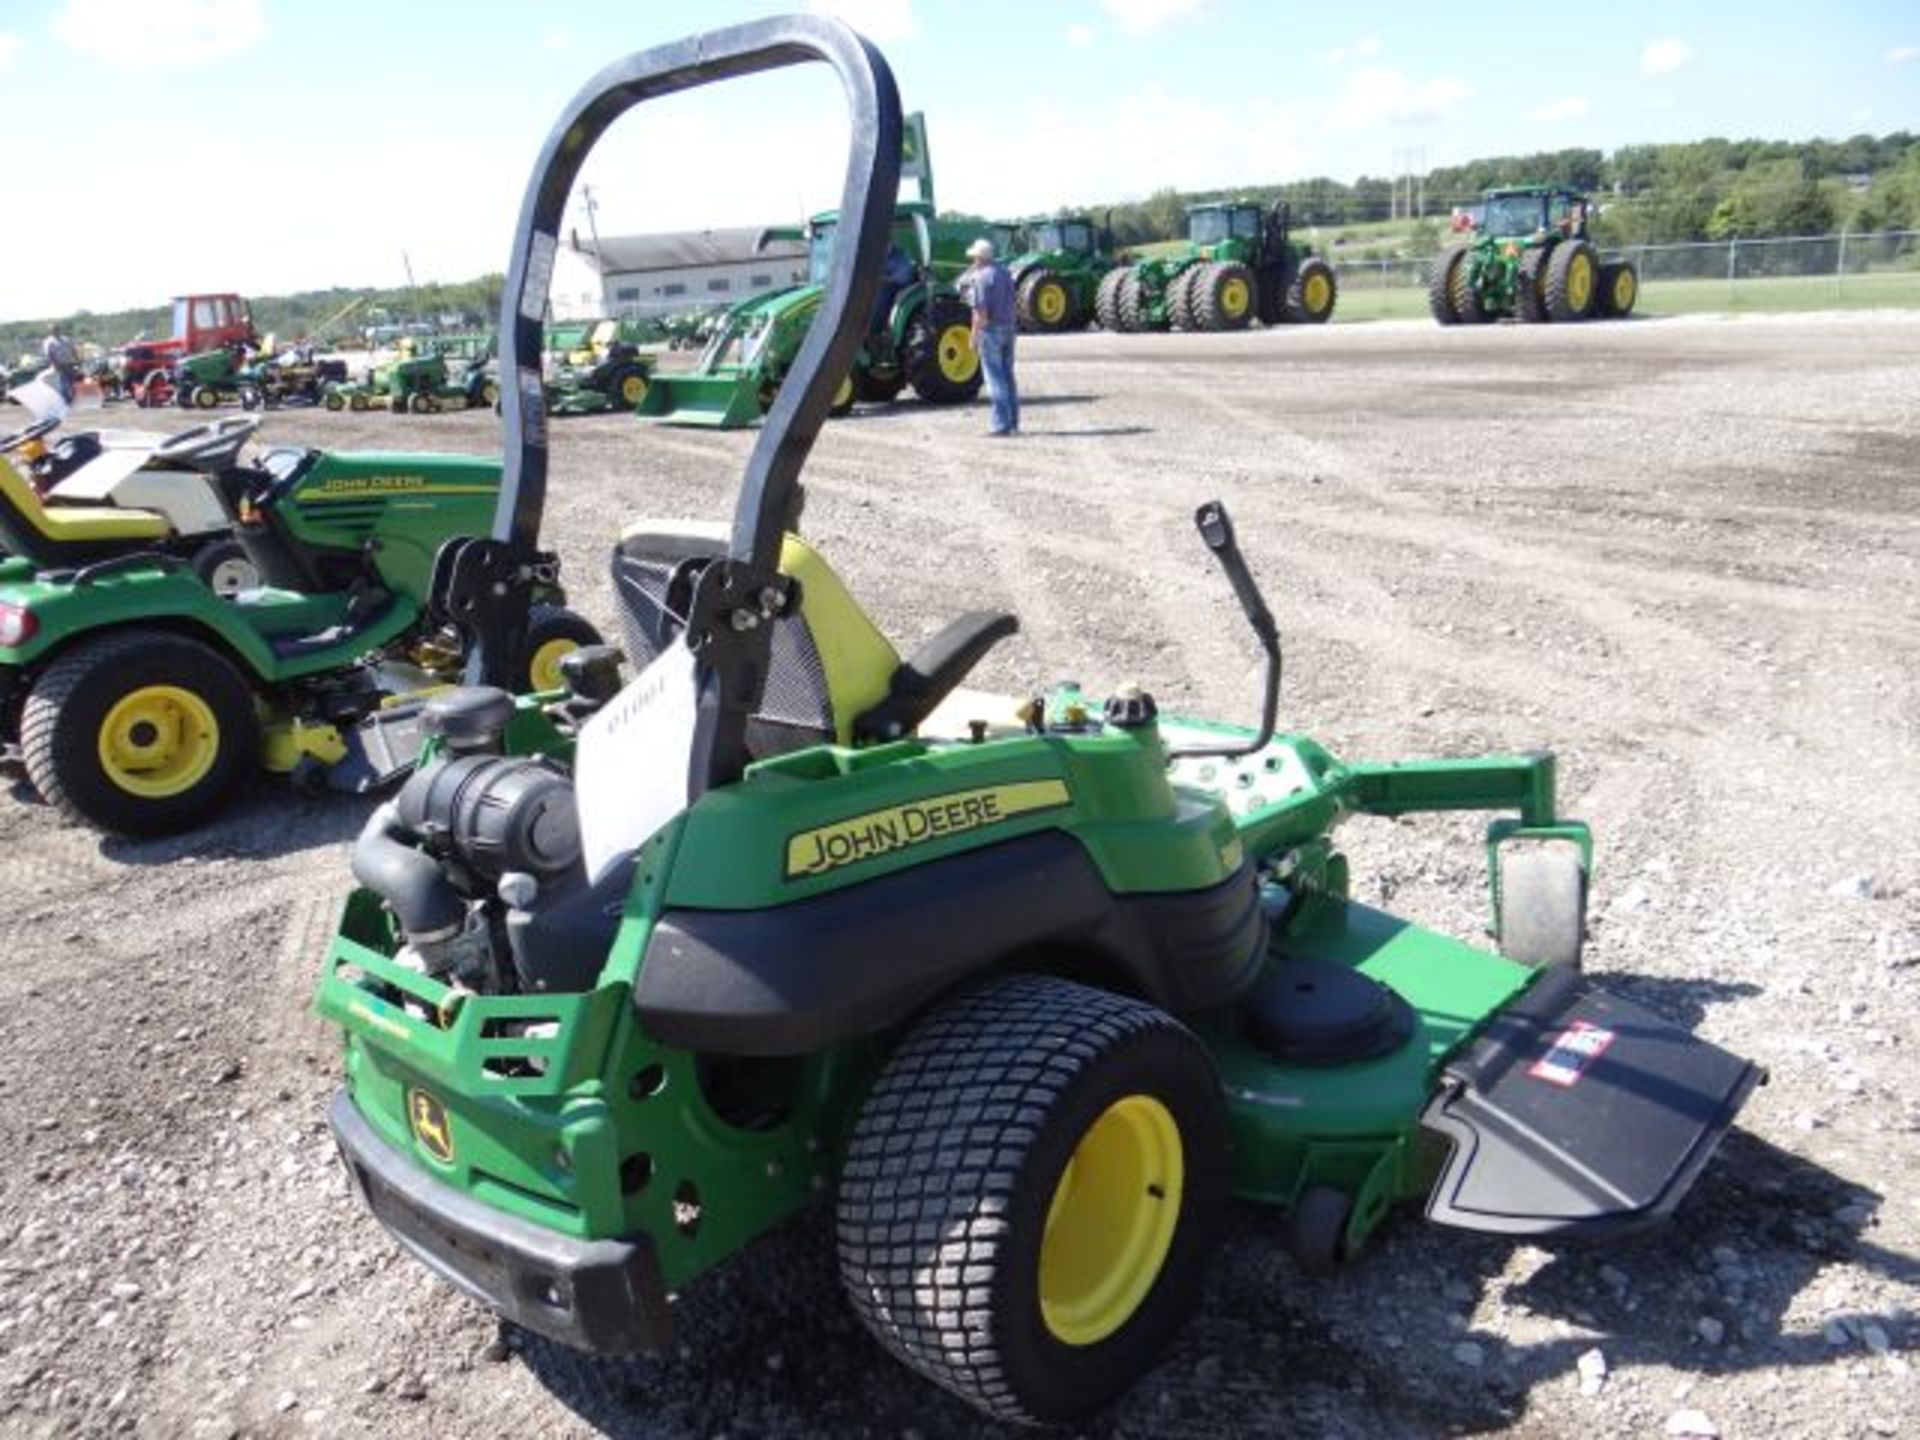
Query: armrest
[{"left": 853, "top": 611, "right": 1018, "bottom": 743}]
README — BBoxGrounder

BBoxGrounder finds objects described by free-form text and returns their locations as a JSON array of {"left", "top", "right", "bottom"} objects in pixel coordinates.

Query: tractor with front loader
[
  {"left": 0, "top": 426, "right": 597, "bottom": 835},
  {"left": 1010, "top": 213, "right": 1118, "bottom": 333},
  {"left": 1098, "top": 199, "right": 1337, "bottom": 332},
  {"left": 314, "top": 17, "right": 1760, "bottom": 1429},
  {"left": 635, "top": 110, "right": 978, "bottom": 427},
  {"left": 1428, "top": 185, "right": 1639, "bottom": 325}
]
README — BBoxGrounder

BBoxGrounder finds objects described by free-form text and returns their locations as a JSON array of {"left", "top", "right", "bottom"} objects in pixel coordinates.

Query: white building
[{"left": 546, "top": 227, "right": 811, "bottom": 320}]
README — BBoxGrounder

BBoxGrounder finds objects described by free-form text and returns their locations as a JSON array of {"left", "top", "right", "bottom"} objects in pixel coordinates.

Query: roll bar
[{"left": 437, "top": 14, "right": 902, "bottom": 792}]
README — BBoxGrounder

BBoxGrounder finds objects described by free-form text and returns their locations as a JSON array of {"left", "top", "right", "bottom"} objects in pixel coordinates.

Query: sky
[{"left": 1, "top": 0, "right": 1915, "bottom": 322}]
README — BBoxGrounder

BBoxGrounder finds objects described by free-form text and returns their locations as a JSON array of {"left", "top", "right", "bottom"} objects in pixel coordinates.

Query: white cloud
[
  {"left": 1535, "top": 96, "right": 1591, "bottom": 122},
  {"left": 1100, "top": 0, "right": 1209, "bottom": 37},
  {"left": 1331, "top": 67, "right": 1468, "bottom": 128},
  {"left": 1318, "top": 35, "right": 1382, "bottom": 66},
  {"left": 0, "top": 32, "right": 22, "bottom": 67},
  {"left": 808, "top": 0, "right": 915, "bottom": 43},
  {"left": 1889, "top": 45, "right": 1919, "bottom": 65},
  {"left": 51, "top": 0, "right": 263, "bottom": 67},
  {"left": 1066, "top": 22, "right": 1097, "bottom": 48},
  {"left": 542, "top": 29, "right": 572, "bottom": 52},
  {"left": 1641, "top": 37, "right": 1694, "bottom": 76}
]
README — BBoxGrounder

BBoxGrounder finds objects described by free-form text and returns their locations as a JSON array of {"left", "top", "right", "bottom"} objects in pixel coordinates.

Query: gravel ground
[{"left": 2, "top": 311, "right": 1917, "bottom": 1440}]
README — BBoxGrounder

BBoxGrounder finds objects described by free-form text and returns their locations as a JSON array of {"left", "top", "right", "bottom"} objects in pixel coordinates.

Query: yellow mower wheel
[
  {"left": 96, "top": 686, "right": 220, "bottom": 799},
  {"left": 619, "top": 371, "right": 649, "bottom": 406},
  {"left": 522, "top": 604, "right": 603, "bottom": 693}
]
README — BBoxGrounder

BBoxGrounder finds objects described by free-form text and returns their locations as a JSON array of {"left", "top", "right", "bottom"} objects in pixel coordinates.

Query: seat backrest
[{"left": 612, "top": 522, "right": 899, "bottom": 756}]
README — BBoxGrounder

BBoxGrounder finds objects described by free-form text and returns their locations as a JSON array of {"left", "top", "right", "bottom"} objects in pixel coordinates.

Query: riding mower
[
  {"left": 636, "top": 111, "right": 978, "bottom": 428},
  {"left": 247, "top": 346, "right": 351, "bottom": 408},
  {"left": 545, "top": 322, "right": 653, "bottom": 417},
  {"left": 169, "top": 345, "right": 262, "bottom": 411},
  {"left": 323, "top": 347, "right": 493, "bottom": 416},
  {"left": 2, "top": 415, "right": 266, "bottom": 594},
  {"left": 313, "top": 17, "right": 1760, "bottom": 1429},
  {"left": 0, "top": 431, "right": 599, "bottom": 835}
]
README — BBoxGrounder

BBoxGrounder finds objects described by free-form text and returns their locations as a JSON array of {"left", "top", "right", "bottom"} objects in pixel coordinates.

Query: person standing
[
  {"left": 964, "top": 237, "right": 1018, "bottom": 436},
  {"left": 42, "top": 323, "right": 80, "bottom": 404}
]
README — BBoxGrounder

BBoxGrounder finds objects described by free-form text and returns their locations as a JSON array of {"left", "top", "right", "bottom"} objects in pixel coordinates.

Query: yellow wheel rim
[
  {"left": 1567, "top": 253, "right": 1594, "bottom": 312},
  {"left": 1036, "top": 283, "right": 1068, "bottom": 324},
  {"left": 832, "top": 374, "right": 854, "bottom": 409},
  {"left": 1039, "top": 1094, "right": 1183, "bottom": 1347},
  {"left": 195, "top": 389, "right": 218, "bottom": 409},
  {"left": 1304, "top": 272, "right": 1332, "bottom": 315},
  {"left": 528, "top": 637, "right": 578, "bottom": 693},
  {"left": 1219, "top": 277, "right": 1250, "bottom": 317},
  {"left": 96, "top": 685, "right": 220, "bottom": 799},
  {"left": 482, "top": 381, "right": 500, "bottom": 407},
  {"left": 1613, "top": 268, "right": 1636, "bottom": 311},
  {"left": 936, "top": 323, "right": 978, "bottom": 383},
  {"left": 620, "top": 373, "right": 648, "bottom": 405}
]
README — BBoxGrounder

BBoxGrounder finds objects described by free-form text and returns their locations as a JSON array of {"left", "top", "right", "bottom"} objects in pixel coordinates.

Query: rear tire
[
  {"left": 1093, "top": 268, "right": 1128, "bottom": 331},
  {"left": 1115, "top": 271, "right": 1150, "bottom": 333},
  {"left": 1017, "top": 268, "right": 1076, "bottom": 334},
  {"left": 1597, "top": 259, "right": 1638, "bottom": 318},
  {"left": 1545, "top": 238, "right": 1600, "bottom": 321},
  {"left": 1167, "top": 266, "right": 1203, "bottom": 332},
  {"left": 1193, "top": 261, "right": 1256, "bottom": 331},
  {"left": 1515, "top": 247, "right": 1550, "bottom": 323},
  {"left": 1429, "top": 247, "right": 1465, "bottom": 324},
  {"left": 1497, "top": 846, "right": 1587, "bottom": 972},
  {"left": 838, "top": 973, "right": 1228, "bottom": 1426},
  {"left": 1285, "top": 257, "right": 1337, "bottom": 324},
  {"left": 1448, "top": 248, "right": 1490, "bottom": 324},
  {"left": 20, "top": 629, "right": 259, "bottom": 836},
  {"left": 903, "top": 295, "right": 982, "bottom": 404}
]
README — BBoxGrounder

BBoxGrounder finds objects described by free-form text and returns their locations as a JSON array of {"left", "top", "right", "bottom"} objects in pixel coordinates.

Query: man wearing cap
[{"left": 964, "top": 237, "right": 1018, "bottom": 436}]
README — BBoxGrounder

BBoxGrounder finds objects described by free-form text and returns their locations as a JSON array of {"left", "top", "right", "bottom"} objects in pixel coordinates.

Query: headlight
[{"left": 0, "top": 603, "right": 38, "bottom": 648}]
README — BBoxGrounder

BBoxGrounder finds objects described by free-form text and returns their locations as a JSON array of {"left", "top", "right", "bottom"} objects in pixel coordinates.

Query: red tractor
[{"left": 120, "top": 294, "right": 257, "bottom": 405}]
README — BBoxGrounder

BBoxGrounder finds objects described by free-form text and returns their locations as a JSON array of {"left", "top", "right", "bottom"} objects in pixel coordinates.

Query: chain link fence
[{"left": 1327, "top": 229, "right": 1920, "bottom": 319}]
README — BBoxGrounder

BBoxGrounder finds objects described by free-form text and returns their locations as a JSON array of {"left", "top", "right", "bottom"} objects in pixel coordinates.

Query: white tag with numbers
[{"left": 575, "top": 636, "right": 700, "bottom": 882}]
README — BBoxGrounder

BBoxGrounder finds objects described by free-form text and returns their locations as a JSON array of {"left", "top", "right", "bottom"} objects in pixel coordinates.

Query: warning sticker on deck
[{"left": 1529, "top": 1021, "right": 1617, "bottom": 1087}]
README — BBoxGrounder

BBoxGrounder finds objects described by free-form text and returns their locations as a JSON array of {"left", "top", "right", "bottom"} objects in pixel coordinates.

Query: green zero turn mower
[
  {"left": 314, "top": 16, "right": 1760, "bottom": 1428},
  {"left": 0, "top": 432, "right": 598, "bottom": 836},
  {"left": 1430, "top": 186, "right": 1639, "bottom": 325},
  {"left": 1099, "top": 199, "right": 1337, "bottom": 332}
]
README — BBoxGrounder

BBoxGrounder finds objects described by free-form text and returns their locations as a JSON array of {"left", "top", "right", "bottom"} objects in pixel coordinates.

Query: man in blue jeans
[{"left": 964, "top": 237, "right": 1018, "bottom": 436}]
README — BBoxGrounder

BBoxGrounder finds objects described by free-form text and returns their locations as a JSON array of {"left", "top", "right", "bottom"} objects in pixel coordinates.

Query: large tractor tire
[
  {"left": 904, "top": 295, "right": 982, "bottom": 404},
  {"left": 1193, "top": 261, "right": 1257, "bottom": 331},
  {"left": 1515, "top": 247, "right": 1551, "bottom": 323},
  {"left": 853, "top": 368, "right": 906, "bottom": 405},
  {"left": 1545, "top": 238, "right": 1600, "bottom": 321},
  {"left": 1166, "top": 266, "right": 1203, "bottom": 331},
  {"left": 1115, "top": 271, "right": 1152, "bottom": 333},
  {"left": 1018, "top": 268, "right": 1078, "bottom": 333},
  {"left": 1285, "top": 257, "right": 1338, "bottom": 324},
  {"left": 1448, "top": 249, "right": 1491, "bottom": 324},
  {"left": 522, "top": 604, "right": 603, "bottom": 693},
  {"left": 1093, "top": 267, "right": 1128, "bottom": 331},
  {"left": 20, "top": 629, "right": 260, "bottom": 836},
  {"left": 1597, "top": 259, "right": 1639, "bottom": 318},
  {"left": 1428, "top": 247, "right": 1466, "bottom": 324},
  {"left": 838, "top": 973, "right": 1228, "bottom": 1427}
]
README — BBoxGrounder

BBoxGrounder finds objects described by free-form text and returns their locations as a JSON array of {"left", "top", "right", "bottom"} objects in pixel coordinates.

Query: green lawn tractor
[
  {"left": 170, "top": 346, "right": 262, "bottom": 411},
  {"left": 246, "top": 347, "right": 351, "bottom": 408},
  {"left": 1011, "top": 213, "right": 1117, "bottom": 333},
  {"left": 637, "top": 110, "right": 978, "bottom": 427},
  {"left": 1098, "top": 200, "right": 1337, "bottom": 332},
  {"left": 1429, "top": 186, "right": 1639, "bottom": 325},
  {"left": 0, "top": 436, "right": 598, "bottom": 835},
  {"left": 545, "top": 321, "right": 654, "bottom": 417},
  {"left": 324, "top": 348, "right": 493, "bottom": 415},
  {"left": 314, "top": 18, "right": 1760, "bottom": 1429}
]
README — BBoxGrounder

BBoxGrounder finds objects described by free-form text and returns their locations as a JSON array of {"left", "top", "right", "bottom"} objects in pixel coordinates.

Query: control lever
[{"left": 1171, "top": 499, "right": 1282, "bottom": 760}]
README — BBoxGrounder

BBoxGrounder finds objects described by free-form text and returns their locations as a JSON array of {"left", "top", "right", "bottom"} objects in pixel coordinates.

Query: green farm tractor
[
  {"left": 1099, "top": 199, "right": 1337, "bottom": 332},
  {"left": 1429, "top": 186, "right": 1639, "bottom": 325},
  {"left": 0, "top": 435, "right": 598, "bottom": 835},
  {"left": 636, "top": 111, "right": 979, "bottom": 427},
  {"left": 315, "top": 18, "right": 1759, "bottom": 1428},
  {"left": 1010, "top": 213, "right": 1117, "bottom": 333}
]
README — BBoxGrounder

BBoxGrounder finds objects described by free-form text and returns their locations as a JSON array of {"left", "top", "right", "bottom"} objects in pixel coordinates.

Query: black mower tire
[
  {"left": 1093, "top": 267, "right": 1128, "bottom": 331},
  {"left": 192, "top": 386, "right": 221, "bottom": 410},
  {"left": 347, "top": 392, "right": 368, "bottom": 412},
  {"left": 610, "top": 366, "right": 649, "bottom": 409},
  {"left": 20, "top": 629, "right": 260, "bottom": 836},
  {"left": 522, "top": 604, "right": 603, "bottom": 694},
  {"left": 1497, "top": 845, "right": 1587, "bottom": 972},
  {"left": 1516, "top": 246, "right": 1551, "bottom": 322},
  {"left": 903, "top": 295, "right": 983, "bottom": 404},
  {"left": 1545, "top": 238, "right": 1600, "bottom": 322},
  {"left": 1598, "top": 259, "right": 1639, "bottom": 318},
  {"left": 838, "top": 973, "right": 1228, "bottom": 1427},
  {"left": 853, "top": 368, "right": 906, "bottom": 405},
  {"left": 189, "top": 538, "right": 262, "bottom": 598},
  {"left": 1284, "top": 1184, "right": 1354, "bottom": 1278},
  {"left": 1429, "top": 248, "right": 1465, "bottom": 324},
  {"left": 1285, "top": 257, "right": 1338, "bottom": 324},
  {"left": 1193, "top": 261, "right": 1256, "bottom": 331}
]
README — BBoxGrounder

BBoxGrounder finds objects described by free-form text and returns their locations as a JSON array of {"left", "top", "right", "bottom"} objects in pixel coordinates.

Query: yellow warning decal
[{"left": 785, "top": 779, "right": 1071, "bottom": 880}]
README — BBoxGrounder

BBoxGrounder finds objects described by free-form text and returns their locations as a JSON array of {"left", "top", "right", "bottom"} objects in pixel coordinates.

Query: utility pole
[{"left": 401, "top": 250, "right": 422, "bottom": 328}]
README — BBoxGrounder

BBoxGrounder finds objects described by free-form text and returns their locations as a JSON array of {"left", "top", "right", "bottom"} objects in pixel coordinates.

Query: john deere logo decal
[
  {"left": 408, "top": 1088, "right": 455, "bottom": 1164},
  {"left": 784, "top": 780, "right": 1070, "bottom": 880}
]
